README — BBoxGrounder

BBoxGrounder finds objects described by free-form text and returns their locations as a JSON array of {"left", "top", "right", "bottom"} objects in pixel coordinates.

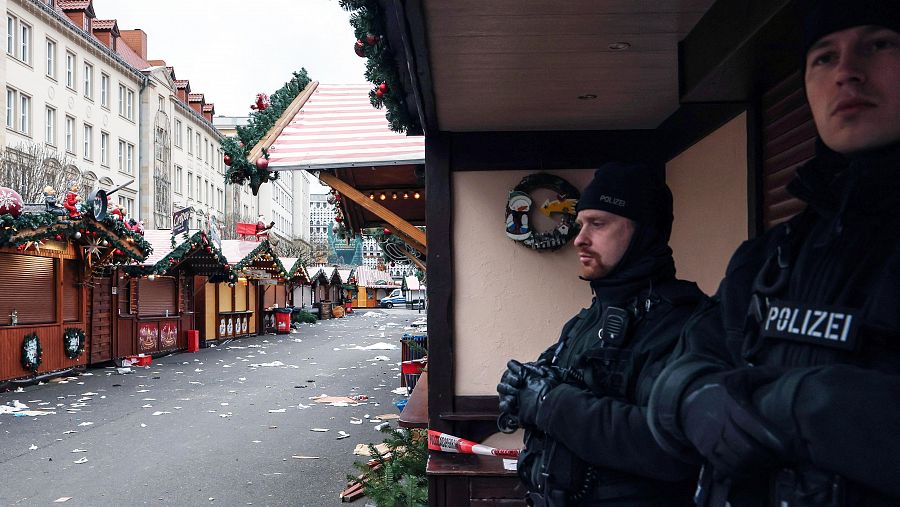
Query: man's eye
[
  {"left": 809, "top": 52, "right": 835, "bottom": 67},
  {"left": 870, "top": 38, "right": 897, "bottom": 52}
]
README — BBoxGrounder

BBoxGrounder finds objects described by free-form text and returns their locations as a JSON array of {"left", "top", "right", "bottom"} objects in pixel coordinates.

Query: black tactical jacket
[
  {"left": 648, "top": 145, "right": 900, "bottom": 505},
  {"left": 526, "top": 277, "right": 703, "bottom": 505}
]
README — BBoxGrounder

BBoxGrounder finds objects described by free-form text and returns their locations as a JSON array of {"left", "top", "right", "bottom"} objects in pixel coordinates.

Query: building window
[
  {"left": 65, "top": 51, "right": 75, "bottom": 89},
  {"left": 205, "top": 138, "right": 210, "bottom": 164},
  {"left": 16, "top": 92, "right": 30, "bottom": 135},
  {"left": 126, "top": 89, "right": 134, "bottom": 120},
  {"left": 65, "top": 115, "right": 75, "bottom": 153},
  {"left": 174, "top": 165, "right": 183, "bottom": 194},
  {"left": 100, "top": 131, "right": 109, "bottom": 166},
  {"left": 187, "top": 171, "right": 193, "bottom": 198},
  {"left": 174, "top": 119, "right": 182, "bottom": 147},
  {"left": 195, "top": 133, "right": 201, "bottom": 160},
  {"left": 196, "top": 175, "right": 201, "bottom": 201},
  {"left": 117, "top": 196, "right": 134, "bottom": 217},
  {"left": 83, "top": 62, "right": 93, "bottom": 99},
  {"left": 5, "top": 88, "right": 14, "bottom": 129},
  {"left": 100, "top": 73, "right": 109, "bottom": 108},
  {"left": 45, "top": 38, "right": 56, "bottom": 79},
  {"left": 205, "top": 179, "right": 210, "bottom": 205},
  {"left": 126, "top": 143, "right": 134, "bottom": 173},
  {"left": 7, "top": 16, "right": 31, "bottom": 64},
  {"left": 186, "top": 127, "right": 193, "bottom": 154},
  {"left": 117, "top": 139, "right": 125, "bottom": 171},
  {"left": 45, "top": 106, "right": 55, "bottom": 145},
  {"left": 117, "top": 84, "right": 125, "bottom": 116},
  {"left": 82, "top": 124, "right": 93, "bottom": 160}
]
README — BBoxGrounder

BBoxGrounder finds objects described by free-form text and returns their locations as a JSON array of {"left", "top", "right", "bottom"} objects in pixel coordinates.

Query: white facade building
[
  {"left": 3, "top": 0, "right": 142, "bottom": 209},
  {"left": 309, "top": 192, "right": 330, "bottom": 244}
]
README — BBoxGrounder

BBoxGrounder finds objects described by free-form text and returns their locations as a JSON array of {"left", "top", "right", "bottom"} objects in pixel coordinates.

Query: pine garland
[
  {"left": 0, "top": 212, "right": 152, "bottom": 262},
  {"left": 231, "top": 240, "right": 287, "bottom": 278},
  {"left": 340, "top": 0, "right": 422, "bottom": 135},
  {"left": 222, "top": 69, "right": 312, "bottom": 194},
  {"left": 125, "top": 231, "right": 236, "bottom": 284},
  {"left": 351, "top": 427, "right": 428, "bottom": 507}
]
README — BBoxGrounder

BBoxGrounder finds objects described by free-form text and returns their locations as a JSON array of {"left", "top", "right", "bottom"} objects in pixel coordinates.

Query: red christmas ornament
[
  {"left": 354, "top": 40, "right": 366, "bottom": 57},
  {"left": 383, "top": 228, "right": 392, "bottom": 235},
  {"left": 379, "top": 83, "right": 388, "bottom": 92},
  {"left": 335, "top": 215, "right": 343, "bottom": 223},
  {"left": 114, "top": 249, "right": 123, "bottom": 256},
  {"left": 224, "top": 154, "right": 232, "bottom": 166},
  {"left": 251, "top": 93, "right": 269, "bottom": 111},
  {"left": 224, "top": 264, "right": 230, "bottom": 269},
  {"left": 366, "top": 33, "right": 378, "bottom": 45},
  {"left": 376, "top": 89, "right": 384, "bottom": 99},
  {"left": 0, "top": 187, "right": 24, "bottom": 218},
  {"left": 55, "top": 234, "right": 63, "bottom": 241},
  {"left": 256, "top": 157, "right": 269, "bottom": 170}
]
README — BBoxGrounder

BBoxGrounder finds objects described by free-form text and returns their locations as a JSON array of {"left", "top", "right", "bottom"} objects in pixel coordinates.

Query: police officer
[
  {"left": 497, "top": 162, "right": 705, "bottom": 506},
  {"left": 647, "top": 1, "right": 900, "bottom": 505}
]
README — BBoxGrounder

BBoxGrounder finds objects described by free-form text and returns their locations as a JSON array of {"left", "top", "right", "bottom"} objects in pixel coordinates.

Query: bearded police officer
[
  {"left": 648, "top": 1, "right": 900, "bottom": 505},
  {"left": 497, "top": 162, "right": 704, "bottom": 506}
]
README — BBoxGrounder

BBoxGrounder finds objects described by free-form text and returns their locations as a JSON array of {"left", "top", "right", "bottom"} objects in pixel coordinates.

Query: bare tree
[{"left": 0, "top": 142, "right": 91, "bottom": 202}]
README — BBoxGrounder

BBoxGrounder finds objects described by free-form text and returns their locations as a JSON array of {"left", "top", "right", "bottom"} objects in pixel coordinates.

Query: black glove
[
  {"left": 498, "top": 359, "right": 528, "bottom": 419},
  {"left": 516, "top": 363, "right": 563, "bottom": 430},
  {"left": 681, "top": 368, "right": 789, "bottom": 479}
]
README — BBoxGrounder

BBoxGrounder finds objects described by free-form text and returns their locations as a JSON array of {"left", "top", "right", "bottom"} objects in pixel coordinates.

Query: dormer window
[{"left": 47, "top": 0, "right": 55, "bottom": 7}]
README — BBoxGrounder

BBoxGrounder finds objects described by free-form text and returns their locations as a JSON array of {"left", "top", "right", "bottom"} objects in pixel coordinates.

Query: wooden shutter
[
  {"left": 137, "top": 278, "right": 177, "bottom": 316},
  {"left": 0, "top": 253, "right": 56, "bottom": 324},
  {"left": 263, "top": 285, "right": 275, "bottom": 309},
  {"left": 63, "top": 259, "right": 81, "bottom": 322},
  {"left": 762, "top": 71, "right": 817, "bottom": 230},
  {"left": 234, "top": 281, "right": 248, "bottom": 311}
]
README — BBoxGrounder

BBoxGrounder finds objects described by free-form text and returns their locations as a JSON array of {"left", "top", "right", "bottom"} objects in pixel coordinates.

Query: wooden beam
[
  {"left": 247, "top": 81, "right": 319, "bottom": 163},
  {"left": 318, "top": 171, "right": 427, "bottom": 254},
  {"left": 398, "top": 245, "right": 426, "bottom": 272}
]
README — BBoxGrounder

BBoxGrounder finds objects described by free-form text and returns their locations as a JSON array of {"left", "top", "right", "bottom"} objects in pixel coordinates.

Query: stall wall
[
  {"left": 453, "top": 169, "right": 594, "bottom": 396},
  {"left": 667, "top": 112, "right": 749, "bottom": 295}
]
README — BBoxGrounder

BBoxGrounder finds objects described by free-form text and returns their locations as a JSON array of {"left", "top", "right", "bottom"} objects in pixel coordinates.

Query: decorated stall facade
[
  {"left": 351, "top": 266, "right": 400, "bottom": 309},
  {"left": 281, "top": 257, "right": 312, "bottom": 308},
  {"left": 109, "top": 230, "right": 233, "bottom": 359},
  {"left": 0, "top": 191, "right": 150, "bottom": 381},
  {"left": 201, "top": 240, "right": 286, "bottom": 341}
]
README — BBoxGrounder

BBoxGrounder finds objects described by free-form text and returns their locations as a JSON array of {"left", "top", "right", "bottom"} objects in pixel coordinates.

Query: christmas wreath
[
  {"left": 63, "top": 328, "right": 86, "bottom": 359},
  {"left": 21, "top": 333, "right": 42, "bottom": 372},
  {"left": 505, "top": 174, "right": 580, "bottom": 251}
]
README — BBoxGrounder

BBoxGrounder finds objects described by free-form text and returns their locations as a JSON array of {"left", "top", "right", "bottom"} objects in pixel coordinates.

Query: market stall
[
  {"left": 351, "top": 266, "right": 401, "bottom": 309},
  {"left": 280, "top": 257, "right": 311, "bottom": 309},
  {"left": 210, "top": 240, "right": 286, "bottom": 339},
  {"left": 0, "top": 192, "right": 150, "bottom": 381},
  {"left": 110, "top": 230, "right": 233, "bottom": 358}
]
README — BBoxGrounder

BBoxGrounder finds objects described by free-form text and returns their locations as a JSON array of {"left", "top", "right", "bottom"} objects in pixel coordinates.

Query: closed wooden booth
[
  {"left": 112, "top": 230, "right": 232, "bottom": 357},
  {"left": 0, "top": 209, "right": 149, "bottom": 381}
]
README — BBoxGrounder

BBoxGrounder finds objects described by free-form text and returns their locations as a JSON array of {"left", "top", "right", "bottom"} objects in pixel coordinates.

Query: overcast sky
[
  {"left": 96, "top": 0, "right": 368, "bottom": 117},
  {"left": 96, "top": 0, "right": 363, "bottom": 193}
]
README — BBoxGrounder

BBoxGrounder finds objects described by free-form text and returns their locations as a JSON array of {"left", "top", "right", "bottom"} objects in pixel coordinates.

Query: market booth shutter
[
  {"left": 762, "top": 71, "right": 816, "bottom": 230},
  {"left": 63, "top": 259, "right": 81, "bottom": 322},
  {"left": 0, "top": 253, "right": 56, "bottom": 325},
  {"left": 138, "top": 278, "right": 178, "bottom": 316}
]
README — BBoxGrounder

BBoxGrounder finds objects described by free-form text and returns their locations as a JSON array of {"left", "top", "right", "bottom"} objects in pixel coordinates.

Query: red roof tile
[
  {"left": 202, "top": 104, "right": 215, "bottom": 112},
  {"left": 115, "top": 38, "right": 150, "bottom": 70},
  {"left": 58, "top": 0, "right": 91, "bottom": 10},
  {"left": 91, "top": 19, "right": 117, "bottom": 30},
  {"left": 188, "top": 93, "right": 205, "bottom": 102},
  {"left": 175, "top": 80, "right": 190, "bottom": 88}
]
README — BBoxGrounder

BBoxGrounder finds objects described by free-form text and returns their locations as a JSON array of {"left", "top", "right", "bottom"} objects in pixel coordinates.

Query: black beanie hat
[
  {"left": 576, "top": 162, "right": 673, "bottom": 235},
  {"left": 803, "top": 0, "right": 900, "bottom": 57}
]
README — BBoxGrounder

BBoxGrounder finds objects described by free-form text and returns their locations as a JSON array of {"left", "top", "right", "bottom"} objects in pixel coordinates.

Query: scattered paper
[
  {"left": 352, "top": 342, "right": 397, "bottom": 351},
  {"left": 310, "top": 428, "right": 329, "bottom": 432},
  {"left": 291, "top": 455, "right": 320, "bottom": 459},
  {"left": 73, "top": 457, "right": 88, "bottom": 464},
  {"left": 336, "top": 431, "right": 350, "bottom": 440},
  {"left": 353, "top": 443, "right": 390, "bottom": 456},
  {"left": 29, "top": 444, "right": 37, "bottom": 450},
  {"left": 53, "top": 497, "right": 72, "bottom": 503},
  {"left": 78, "top": 422, "right": 94, "bottom": 427},
  {"left": 376, "top": 414, "right": 401, "bottom": 421},
  {"left": 268, "top": 409, "right": 286, "bottom": 413},
  {"left": 151, "top": 411, "right": 171, "bottom": 416},
  {"left": 71, "top": 449, "right": 88, "bottom": 453},
  {"left": 249, "top": 361, "right": 285, "bottom": 368}
]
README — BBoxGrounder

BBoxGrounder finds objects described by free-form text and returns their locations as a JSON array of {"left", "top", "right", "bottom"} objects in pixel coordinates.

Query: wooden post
[{"left": 317, "top": 171, "right": 427, "bottom": 254}]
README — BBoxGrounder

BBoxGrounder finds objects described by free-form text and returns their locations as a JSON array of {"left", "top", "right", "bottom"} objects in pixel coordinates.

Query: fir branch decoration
[
  {"left": 222, "top": 69, "right": 312, "bottom": 194},
  {"left": 339, "top": 0, "right": 422, "bottom": 135},
  {"left": 351, "top": 427, "right": 428, "bottom": 507}
]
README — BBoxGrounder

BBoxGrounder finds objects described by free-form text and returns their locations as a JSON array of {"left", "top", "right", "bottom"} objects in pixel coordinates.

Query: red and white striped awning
[{"left": 267, "top": 84, "right": 425, "bottom": 170}]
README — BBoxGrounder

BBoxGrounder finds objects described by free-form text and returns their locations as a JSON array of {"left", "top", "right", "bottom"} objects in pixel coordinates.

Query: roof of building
[
  {"left": 91, "top": 19, "right": 117, "bottom": 30},
  {"left": 266, "top": 84, "right": 425, "bottom": 170},
  {"left": 175, "top": 80, "right": 190, "bottom": 88},
  {"left": 353, "top": 266, "right": 400, "bottom": 288},
  {"left": 188, "top": 93, "right": 205, "bottom": 102},
  {"left": 202, "top": 104, "right": 215, "bottom": 112},
  {"left": 58, "top": 0, "right": 92, "bottom": 10},
  {"left": 141, "top": 229, "right": 175, "bottom": 266},
  {"left": 337, "top": 268, "right": 353, "bottom": 284},
  {"left": 114, "top": 34, "right": 150, "bottom": 70}
]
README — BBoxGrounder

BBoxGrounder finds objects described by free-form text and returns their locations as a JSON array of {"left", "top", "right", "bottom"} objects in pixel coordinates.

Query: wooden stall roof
[
  {"left": 353, "top": 266, "right": 401, "bottom": 289},
  {"left": 280, "top": 257, "right": 312, "bottom": 284},
  {"left": 337, "top": 268, "right": 353, "bottom": 284},
  {"left": 221, "top": 240, "right": 287, "bottom": 280},
  {"left": 136, "top": 230, "right": 233, "bottom": 281}
]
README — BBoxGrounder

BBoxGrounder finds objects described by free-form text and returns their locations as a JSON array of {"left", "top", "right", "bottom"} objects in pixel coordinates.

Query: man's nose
[{"left": 834, "top": 50, "right": 867, "bottom": 87}]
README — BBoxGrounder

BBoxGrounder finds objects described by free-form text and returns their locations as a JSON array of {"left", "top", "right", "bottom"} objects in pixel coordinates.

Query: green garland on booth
[
  {"left": 21, "top": 333, "right": 42, "bottom": 372},
  {"left": 222, "top": 69, "right": 312, "bottom": 194},
  {"left": 124, "top": 231, "right": 237, "bottom": 284},
  {"left": 63, "top": 328, "right": 86, "bottom": 359},
  {"left": 339, "top": 0, "right": 421, "bottom": 135},
  {"left": 0, "top": 212, "right": 152, "bottom": 262},
  {"left": 230, "top": 240, "right": 287, "bottom": 278}
]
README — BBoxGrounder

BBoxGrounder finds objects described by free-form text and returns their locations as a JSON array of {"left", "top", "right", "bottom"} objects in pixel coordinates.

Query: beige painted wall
[
  {"left": 667, "top": 112, "right": 749, "bottom": 295},
  {"left": 453, "top": 169, "right": 595, "bottom": 396}
]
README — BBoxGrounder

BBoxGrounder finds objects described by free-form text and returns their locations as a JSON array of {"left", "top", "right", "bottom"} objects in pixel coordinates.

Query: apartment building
[
  {"left": 309, "top": 192, "right": 330, "bottom": 244},
  {"left": 3, "top": 0, "right": 233, "bottom": 230},
  {"left": 3, "top": 0, "right": 143, "bottom": 210}
]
